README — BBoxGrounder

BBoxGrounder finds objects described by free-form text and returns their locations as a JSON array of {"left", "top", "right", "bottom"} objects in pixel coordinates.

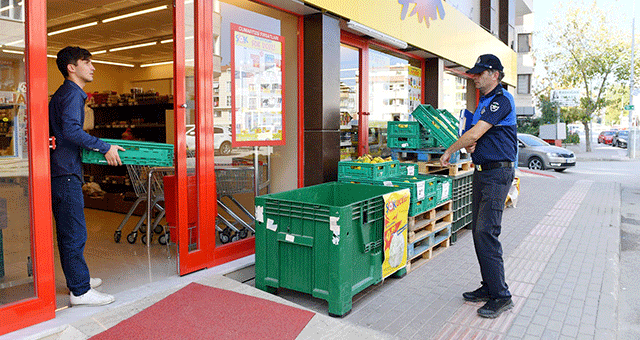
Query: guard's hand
[
  {"left": 104, "top": 145, "right": 125, "bottom": 166},
  {"left": 440, "top": 151, "right": 451, "bottom": 167},
  {"left": 467, "top": 142, "right": 477, "bottom": 153}
]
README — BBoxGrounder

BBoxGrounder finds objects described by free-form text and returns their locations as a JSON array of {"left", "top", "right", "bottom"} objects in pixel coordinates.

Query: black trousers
[{"left": 471, "top": 166, "right": 514, "bottom": 299}]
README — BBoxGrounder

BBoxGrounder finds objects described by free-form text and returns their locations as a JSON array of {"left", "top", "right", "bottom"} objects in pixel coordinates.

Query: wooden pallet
[
  {"left": 418, "top": 159, "right": 473, "bottom": 176},
  {"left": 408, "top": 200, "right": 452, "bottom": 244},
  {"left": 406, "top": 236, "right": 451, "bottom": 273}
]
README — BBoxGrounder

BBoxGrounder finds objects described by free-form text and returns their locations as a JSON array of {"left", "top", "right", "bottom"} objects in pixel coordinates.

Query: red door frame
[{"left": 0, "top": 0, "right": 57, "bottom": 335}]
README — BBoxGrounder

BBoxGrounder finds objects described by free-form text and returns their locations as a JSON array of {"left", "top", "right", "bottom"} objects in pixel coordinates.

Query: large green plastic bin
[{"left": 255, "top": 182, "right": 404, "bottom": 316}]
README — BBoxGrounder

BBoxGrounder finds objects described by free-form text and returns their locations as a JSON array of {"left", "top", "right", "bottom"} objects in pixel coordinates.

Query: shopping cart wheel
[
  {"left": 158, "top": 231, "right": 169, "bottom": 245},
  {"left": 154, "top": 224, "right": 164, "bottom": 235},
  {"left": 231, "top": 232, "right": 240, "bottom": 243},
  {"left": 219, "top": 229, "right": 231, "bottom": 244},
  {"left": 127, "top": 232, "right": 138, "bottom": 244},
  {"left": 114, "top": 230, "right": 122, "bottom": 243},
  {"left": 239, "top": 228, "right": 248, "bottom": 239},
  {"left": 141, "top": 233, "right": 153, "bottom": 245}
]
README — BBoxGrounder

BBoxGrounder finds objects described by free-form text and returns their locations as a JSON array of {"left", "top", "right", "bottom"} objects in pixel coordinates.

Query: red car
[{"left": 597, "top": 130, "right": 615, "bottom": 144}]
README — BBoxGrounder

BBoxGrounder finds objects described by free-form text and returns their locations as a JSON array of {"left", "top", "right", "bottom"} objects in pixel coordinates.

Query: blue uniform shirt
[
  {"left": 49, "top": 80, "right": 110, "bottom": 179},
  {"left": 469, "top": 85, "right": 517, "bottom": 165}
]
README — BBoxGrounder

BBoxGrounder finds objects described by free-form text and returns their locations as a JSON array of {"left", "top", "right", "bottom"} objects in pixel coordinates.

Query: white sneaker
[
  {"left": 70, "top": 289, "right": 115, "bottom": 306},
  {"left": 90, "top": 277, "right": 102, "bottom": 288}
]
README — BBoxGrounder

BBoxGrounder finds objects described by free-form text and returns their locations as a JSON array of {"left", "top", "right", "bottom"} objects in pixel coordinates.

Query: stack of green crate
[
  {"left": 340, "top": 173, "right": 452, "bottom": 217},
  {"left": 448, "top": 171, "right": 474, "bottom": 243},
  {"left": 411, "top": 104, "right": 459, "bottom": 149},
  {"left": 387, "top": 121, "right": 438, "bottom": 149}
]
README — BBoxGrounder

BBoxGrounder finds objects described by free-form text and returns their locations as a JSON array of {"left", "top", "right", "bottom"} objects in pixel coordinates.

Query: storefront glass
[
  {"left": 441, "top": 71, "right": 468, "bottom": 120},
  {"left": 368, "top": 47, "right": 421, "bottom": 156},
  {"left": 0, "top": 4, "right": 34, "bottom": 305},
  {"left": 339, "top": 44, "right": 359, "bottom": 160},
  {"left": 210, "top": 0, "right": 298, "bottom": 246}
]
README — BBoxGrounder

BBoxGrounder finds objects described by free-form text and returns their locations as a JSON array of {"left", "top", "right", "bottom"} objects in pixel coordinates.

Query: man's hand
[
  {"left": 104, "top": 145, "right": 125, "bottom": 166},
  {"left": 467, "top": 142, "right": 477, "bottom": 153},
  {"left": 440, "top": 150, "right": 451, "bottom": 166}
]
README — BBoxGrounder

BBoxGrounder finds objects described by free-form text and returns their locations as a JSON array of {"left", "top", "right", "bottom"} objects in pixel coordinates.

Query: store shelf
[{"left": 93, "top": 123, "right": 166, "bottom": 129}]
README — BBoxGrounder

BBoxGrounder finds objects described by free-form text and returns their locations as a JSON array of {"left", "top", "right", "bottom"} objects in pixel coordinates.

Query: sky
[{"left": 533, "top": 0, "right": 639, "bottom": 39}]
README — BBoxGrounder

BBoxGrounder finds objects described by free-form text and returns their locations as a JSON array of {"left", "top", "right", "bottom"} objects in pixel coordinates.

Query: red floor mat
[{"left": 90, "top": 283, "right": 315, "bottom": 340}]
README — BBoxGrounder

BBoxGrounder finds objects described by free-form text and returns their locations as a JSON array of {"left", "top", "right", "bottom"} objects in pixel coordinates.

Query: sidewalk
[
  {"left": 564, "top": 142, "right": 631, "bottom": 161},
  {"left": 3, "top": 173, "right": 621, "bottom": 340}
]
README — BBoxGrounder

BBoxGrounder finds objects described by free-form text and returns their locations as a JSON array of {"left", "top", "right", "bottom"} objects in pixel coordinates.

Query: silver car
[{"left": 517, "top": 133, "right": 576, "bottom": 172}]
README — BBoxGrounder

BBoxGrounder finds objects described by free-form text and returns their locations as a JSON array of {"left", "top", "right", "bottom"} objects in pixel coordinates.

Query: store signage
[
  {"left": 551, "top": 89, "right": 580, "bottom": 107},
  {"left": 230, "top": 23, "right": 286, "bottom": 146},
  {"left": 398, "top": 0, "right": 446, "bottom": 27},
  {"left": 624, "top": 105, "right": 634, "bottom": 111}
]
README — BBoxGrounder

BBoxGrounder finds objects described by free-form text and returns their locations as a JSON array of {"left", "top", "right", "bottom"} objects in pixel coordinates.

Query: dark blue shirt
[
  {"left": 469, "top": 85, "right": 518, "bottom": 165},
  {"left": 49, "top": 80, "right": 110, "bottom": 178}
]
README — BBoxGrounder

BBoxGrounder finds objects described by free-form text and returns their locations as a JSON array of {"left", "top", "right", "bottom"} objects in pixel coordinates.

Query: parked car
[
  {"left": 597, "top": 130, "right": 615, "bottom": 144},
  {"left": 186, "top": 124, "right": 233, "bottom": 155},
  {"left": 612, "top": 130, "right": 628, "bottom": 148},
  {"left": 517, "top": 133, "right": 576, "bottom": 172}
]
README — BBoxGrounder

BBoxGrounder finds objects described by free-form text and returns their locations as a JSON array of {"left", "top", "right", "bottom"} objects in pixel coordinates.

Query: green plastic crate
[
  {"left": 398, "top": 163, "right": 418, "bottom": 176},
  {"left": 412, "top": 105, "right": 458, "bottom": 148},
  {"left": 387, "top": 136, "right": 437, "bottom": 149},
  {"left": 255, "top": 182, "right": 406, "bottom": 316},
  {"left": 82, "top": 138, "right": 174, "bottom": 167},
  {"left": 387, "top": 121, "right": 423, "bottom": 137},
  {"left": 337, "top": 160, "right": 399, "bottom": 181}
]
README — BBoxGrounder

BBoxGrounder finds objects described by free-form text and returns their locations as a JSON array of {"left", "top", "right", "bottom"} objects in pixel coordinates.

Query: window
[
  {"left": 518, "top": 33, "right": 532, "bottom": 53},
  {"left": 517, "top": 74, "right": 531, "bottom": 94}
]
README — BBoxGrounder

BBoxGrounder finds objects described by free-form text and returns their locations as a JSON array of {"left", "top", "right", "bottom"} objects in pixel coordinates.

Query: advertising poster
[
  {"left": 408, "top": 66, "right": 422, "bottom": 112},
  {"left": 230, "top": 23, "right": 286, "bottom": 146},
  {"left": 382, "top": 188, "right": 410, "bottom": 279}
]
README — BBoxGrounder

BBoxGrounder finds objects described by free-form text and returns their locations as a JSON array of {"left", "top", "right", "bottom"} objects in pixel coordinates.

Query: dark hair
[{"left": 56, "top": 46, "right": 92, "bottom": 78}]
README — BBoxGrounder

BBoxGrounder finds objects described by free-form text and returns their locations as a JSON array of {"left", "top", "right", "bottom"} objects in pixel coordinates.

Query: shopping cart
[
  {"left": 214, "top": 161, "right": 270, "bottom": 243},
  {"left": 113, "top": 164, "right": 174, "bottom": 245}
]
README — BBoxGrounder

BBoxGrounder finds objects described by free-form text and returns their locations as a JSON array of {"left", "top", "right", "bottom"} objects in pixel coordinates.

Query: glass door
[
  {"left": 340, "top": 32, "right": 369, "bottom": 156},
  {"left": 0, "top": 0, "right": 57, "bottom": 335}
]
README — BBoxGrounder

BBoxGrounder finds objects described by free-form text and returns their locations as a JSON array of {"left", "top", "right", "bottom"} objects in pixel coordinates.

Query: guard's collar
[{"left": 482, "top": 85, "right": 503, "bottom": 98}]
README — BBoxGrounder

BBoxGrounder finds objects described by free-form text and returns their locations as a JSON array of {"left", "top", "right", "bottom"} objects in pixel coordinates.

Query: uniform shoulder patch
[{"left": 490, "top": 101, "right": 500, "bottom": 112}]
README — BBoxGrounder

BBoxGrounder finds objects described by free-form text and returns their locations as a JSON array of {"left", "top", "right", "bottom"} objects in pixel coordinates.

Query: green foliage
[
  {"left": 563, "top": 132, "right": 580, "bottom": 144},
  {"left": 517, "top": 117, "right": 541, "bottom": 135},
  {"left": 537, "top": 0, "right": 635, "bottom": 151}
]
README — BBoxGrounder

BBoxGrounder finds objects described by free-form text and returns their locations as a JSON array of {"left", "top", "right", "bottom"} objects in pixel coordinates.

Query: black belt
[{"left": 476, "top": 161, "right": 514, "bottom": 172}]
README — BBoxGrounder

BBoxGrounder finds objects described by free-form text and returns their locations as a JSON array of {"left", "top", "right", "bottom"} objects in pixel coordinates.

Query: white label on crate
[
  {"left": 383, "top": 181, "right": 393, "bottom": 187},
  {"left": 407, "top": 166, "right": 415, "bottom": 176},
  {"left": 330, "top": 216, "right": 340, "bottom": 245},
  {"left": 441, "top": 182, "right": 450, "bottom": 200},
  {"left": 416, "top": 181, "right": 426, "bottom": 200},
  {"left": 255, "top": 206, "right": 264, "bottom": 223},
  {"left": 266, "top": 218, "right": 277, "bottom": 232},
  {"left": 285, "top": 234, "right": 295, "bottom": 243},
  {"left": 401, "top": 143, "right": 408, "bottom": 148}
]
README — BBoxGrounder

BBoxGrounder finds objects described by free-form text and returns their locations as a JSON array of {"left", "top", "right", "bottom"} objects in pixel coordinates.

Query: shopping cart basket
[{"left": 113, "top": 164, "right": 174, "bottom": 245}]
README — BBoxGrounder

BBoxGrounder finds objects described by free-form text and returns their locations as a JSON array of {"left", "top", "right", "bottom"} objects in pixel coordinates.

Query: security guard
[{"left": 440, "top": 54, "right": 517, "bottom": 318}]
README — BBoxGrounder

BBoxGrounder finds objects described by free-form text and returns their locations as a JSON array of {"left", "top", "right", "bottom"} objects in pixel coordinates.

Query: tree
[
  {"left": 537, "top": 0, "right": 633, "bottom": 152},
  {"left": 603, "top": 83, "right": 630, "bottom": 125}
]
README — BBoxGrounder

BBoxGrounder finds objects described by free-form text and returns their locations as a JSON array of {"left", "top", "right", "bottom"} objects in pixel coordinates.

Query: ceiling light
[
  {"left": 5, "top": 39, "right": 24, "bottom": 46},
  {"left": 2, "top": 49, "right": 23, "bottom": 54},
  {"left": 91, "top": 50, "right": 107, "bottom": 55},
  {"left": 91, "top": 60, "right": 134, "bottom": 67},
  {"left": 102, "top": 5, "right": 168, "bottom": 23},
  {"left": 346, "top": 20, "right": 408, "bottom": 49},
  {"left": 161, "top": 39, "right": 173, "bottom": 44},
  {"left": 0, "top": 5, "right": 13, "bottom": 12},
  {"left": 47, "top": 54, "right": 57, "bottom": 58},
  {"left": 141, "top": 61, "right": 173, "bottom": 67},
  {"left": 109, "top": 42, "right": 157, "bottom": 52},
  {"left": 48, "top": 22, "right": 98, "bottom": 36}
]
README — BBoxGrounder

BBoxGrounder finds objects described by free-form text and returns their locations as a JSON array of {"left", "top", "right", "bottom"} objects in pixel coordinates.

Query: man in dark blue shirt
[
  {"left": 440, "top": 54, "right": 516, "bottom": 318},
  {"left": 50, "top": 46, "right": 124, "bottom": 306}
]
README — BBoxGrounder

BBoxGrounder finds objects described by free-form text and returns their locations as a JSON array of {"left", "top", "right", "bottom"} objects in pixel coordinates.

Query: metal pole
[{"left": 629, "top": 9, "right": 636, "bottom": 158}]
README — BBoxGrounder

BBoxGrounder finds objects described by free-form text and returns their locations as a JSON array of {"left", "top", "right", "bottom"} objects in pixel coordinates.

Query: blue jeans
[
  {"left": 51, "top": 175, "right": 90, "bottom": 296},
  {"left": 471, "top": 167, "right": 514, "bottom": 299}
]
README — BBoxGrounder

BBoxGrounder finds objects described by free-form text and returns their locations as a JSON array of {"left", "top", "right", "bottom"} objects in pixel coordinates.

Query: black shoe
[
  {"left": 462, "top": 287, "right": 490, "bottom": 302},
  {"left": 477, "top": 297, "right": 514, "bottom": 318}
]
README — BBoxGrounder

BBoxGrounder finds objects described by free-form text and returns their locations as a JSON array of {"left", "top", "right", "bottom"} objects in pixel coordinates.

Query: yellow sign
[
  {"left": 304, "top": 0, "right": 516, "bottom": 86},
  {"left": 382, "top": 188, "right": 410, "bottom": 278}
]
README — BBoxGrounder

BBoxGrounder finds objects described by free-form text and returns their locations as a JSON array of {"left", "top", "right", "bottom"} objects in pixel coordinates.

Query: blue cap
[{"left": 466, "top": 54, "right": 504, "bottom": 74}]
